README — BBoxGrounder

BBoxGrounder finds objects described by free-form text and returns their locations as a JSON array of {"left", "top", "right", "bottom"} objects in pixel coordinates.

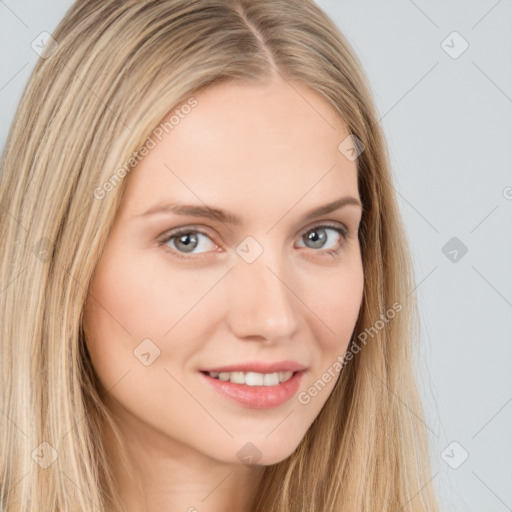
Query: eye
[
  {"left": 158, "top": 223, "right": 349, "bottom": 260},
  {"left": 159, "top": 228, "right": 217, "bottom": 258},
  {"left": 296, "top": 223, "right": 348, "bottom": 257}
]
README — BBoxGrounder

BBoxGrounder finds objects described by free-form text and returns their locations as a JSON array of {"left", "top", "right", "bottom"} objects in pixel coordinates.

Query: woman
[{"left": 0, "top": 1, "right": 439, "bottom": 510}]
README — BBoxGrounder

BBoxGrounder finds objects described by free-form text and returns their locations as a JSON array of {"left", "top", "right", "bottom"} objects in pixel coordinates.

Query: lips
[
  {"left": 198, "top": 360, "right": 307, "bottom": 409},
  {"left": 200, "top": 369, "right": 306, "bottom": 409}
]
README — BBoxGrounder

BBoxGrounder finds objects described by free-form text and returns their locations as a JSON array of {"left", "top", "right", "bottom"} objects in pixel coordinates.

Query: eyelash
[{"left": 158, "top": 223, "right": 349, "bottom": 261}]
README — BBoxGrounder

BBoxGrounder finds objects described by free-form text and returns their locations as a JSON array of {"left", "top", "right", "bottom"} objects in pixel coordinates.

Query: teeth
[
  {"left": 278, "top": 371, "right": 292, "bottom": 383},
  {"left": 262, "top": 373, "right": 279, "bottom": 386},
  {"left": 230, "top": 371, "right": 245, "bottom": 384},
  {"left": 207, "top": 370, "right": 294, "bottom": 386},
  {"left": 246, "top": 372, "right": 264, "bottom": 386}
]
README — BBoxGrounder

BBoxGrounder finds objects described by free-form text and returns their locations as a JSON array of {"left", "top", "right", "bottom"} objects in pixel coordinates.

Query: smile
[{"left": 199, "top": 370, "right": 306, "bottom": 409}]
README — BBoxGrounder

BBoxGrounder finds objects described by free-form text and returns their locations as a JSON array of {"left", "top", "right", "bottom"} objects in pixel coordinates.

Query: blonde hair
[{"left": 0, "top": 0, "right": 439, "bottom": 510}]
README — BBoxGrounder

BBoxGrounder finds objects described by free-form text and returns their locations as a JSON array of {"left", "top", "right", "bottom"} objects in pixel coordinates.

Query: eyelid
[
  {"left": 299, "top": 219, "right": 348, "bottom": 236},
  {"left": 157, "top": 225, "right": 217, "bottom": 246}
]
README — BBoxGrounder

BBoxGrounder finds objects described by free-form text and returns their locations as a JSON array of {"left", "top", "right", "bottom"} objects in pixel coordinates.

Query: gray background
[{"left": 1, "top": 1, "right": 511, "bottom": 510}]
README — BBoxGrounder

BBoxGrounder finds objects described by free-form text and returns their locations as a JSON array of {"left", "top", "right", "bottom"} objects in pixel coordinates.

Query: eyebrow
[{"left": 137, "top": 196, "right": 363, "bottom": 225}]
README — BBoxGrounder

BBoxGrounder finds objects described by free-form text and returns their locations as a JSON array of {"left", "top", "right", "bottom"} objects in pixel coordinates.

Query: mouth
[{"left": 198, "top": 363, "right": 307, "bottom": 409}]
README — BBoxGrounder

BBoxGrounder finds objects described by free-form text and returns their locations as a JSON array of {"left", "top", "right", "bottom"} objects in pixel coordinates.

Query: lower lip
[{"left": 200, "top": 371, "right": 305, "bottom": 409}]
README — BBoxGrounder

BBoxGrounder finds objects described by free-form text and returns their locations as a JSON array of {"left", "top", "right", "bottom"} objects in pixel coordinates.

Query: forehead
[{"left": 119, "top": 78, "right": 359, "bottom": 222}]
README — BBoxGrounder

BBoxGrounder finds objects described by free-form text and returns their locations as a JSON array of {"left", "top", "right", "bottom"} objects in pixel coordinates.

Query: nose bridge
[{"left": 226, "top": 249, "right": 299, "bottom": 341}]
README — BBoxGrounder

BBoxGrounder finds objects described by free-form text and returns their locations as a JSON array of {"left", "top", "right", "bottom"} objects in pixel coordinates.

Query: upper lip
[{"left": 200, "top": 361, "right": 307, "bottom": 374}]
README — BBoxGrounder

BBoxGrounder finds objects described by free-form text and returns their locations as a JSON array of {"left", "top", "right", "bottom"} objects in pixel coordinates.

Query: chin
[{"left": 222, "top": 437, "right": 303, "bottom": 468}]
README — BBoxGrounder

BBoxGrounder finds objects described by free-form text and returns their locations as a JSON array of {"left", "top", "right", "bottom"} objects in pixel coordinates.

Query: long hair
[{"left": 0, "top": 1, "right": 439, "bottom": 510}]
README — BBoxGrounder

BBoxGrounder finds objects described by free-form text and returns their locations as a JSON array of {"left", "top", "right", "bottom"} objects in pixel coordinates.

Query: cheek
[
  {"left": 81, "top": 252, "right": 211, "bottom": 431},
  {"left": 82, "top": 247, "right": 220, "bottom": 377},
  {"left": 294, "top": 264, "right": 363, "bottom": 413},
  {"left": 308, "top": 259, "right": 364, "bottom": 347},
  {"left": 86, "top": 249, "right": 195, "bottom": 340}
]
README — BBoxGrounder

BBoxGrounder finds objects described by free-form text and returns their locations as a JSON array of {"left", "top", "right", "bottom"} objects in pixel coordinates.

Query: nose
[{"left": 226, "top": 254, "right": 300, "bottom": 343}]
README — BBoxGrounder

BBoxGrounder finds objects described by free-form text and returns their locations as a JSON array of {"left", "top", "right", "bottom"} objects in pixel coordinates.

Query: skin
[{"left": 83, "top": 76, "right": 364, "bottom": 512}]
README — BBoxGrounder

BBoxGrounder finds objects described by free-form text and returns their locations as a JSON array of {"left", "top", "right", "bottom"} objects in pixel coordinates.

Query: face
[{"left": 83, "top": 77, "right": 364, "bottom": 467}]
